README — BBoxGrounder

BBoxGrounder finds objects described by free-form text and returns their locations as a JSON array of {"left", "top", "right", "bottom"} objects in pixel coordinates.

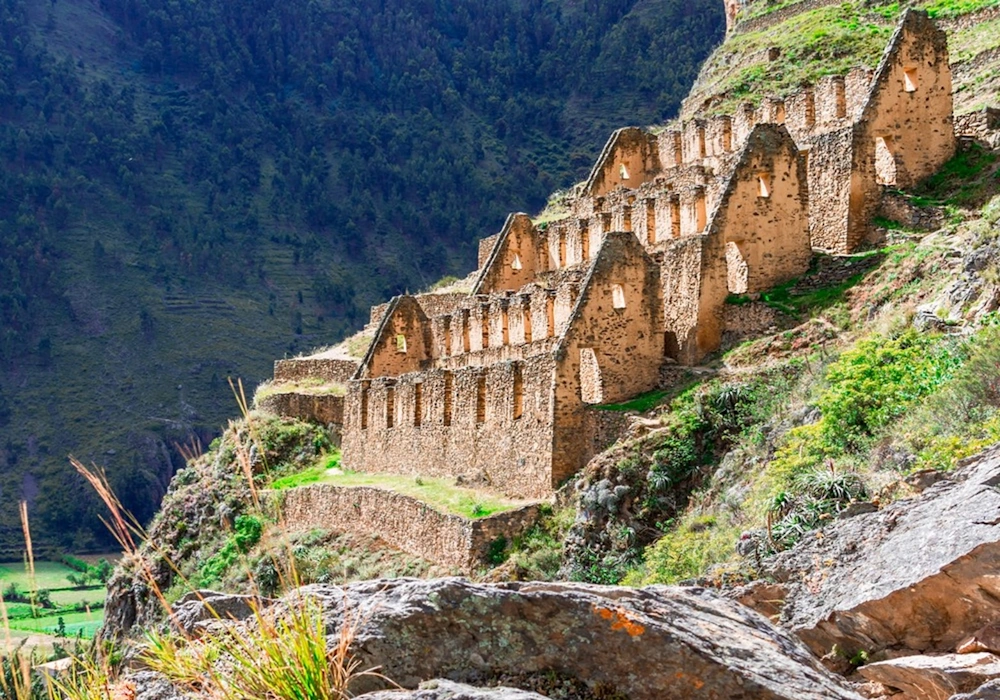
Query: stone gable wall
[
  {"left": 583, "top": 128, "right": 660, "bottom": 197},
  {"left": 552, "top": 232, "right": 664, "bottom": 481},
  {"left": 275, "top": 484, "right": 542, "bottom": 571}
]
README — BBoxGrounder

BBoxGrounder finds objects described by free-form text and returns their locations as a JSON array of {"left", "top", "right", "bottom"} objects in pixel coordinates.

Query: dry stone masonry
[{"left": 261, "top": 10, "right": 959, "bottom": 569}]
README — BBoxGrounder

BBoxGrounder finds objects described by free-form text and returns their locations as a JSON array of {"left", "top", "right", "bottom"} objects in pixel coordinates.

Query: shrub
[{"left": 818, "top": 329, "right": 961, "bottom": 452}]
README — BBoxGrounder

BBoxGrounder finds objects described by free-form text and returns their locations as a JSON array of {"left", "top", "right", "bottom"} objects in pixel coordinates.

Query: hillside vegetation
[
  {"left": 0, "top": 0, "right": 723, "bottom": 553},
  {"left": 683, "top": 0, "right": 999, "bottom": 117}
]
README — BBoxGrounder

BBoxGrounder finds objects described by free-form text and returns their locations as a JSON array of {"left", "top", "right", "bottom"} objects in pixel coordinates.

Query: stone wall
[
  {"left": 257, "top": 392, "right": 345, "bottom": 444},
  {"left": 553, "top": 231, "right": 663, "bottom": 482},
  {"left": 473, "top": 213, "right": 548, "bottom": 295},
  {"left": 274, "top": 358, "right": 358, "bottom": 383},
  {"left": 583, "top": 128, "right": 660, "bottom": 197},
  {"left": 691, "top": 123, "right": 811, "bottom": 360},
  {"left": 955, "top": 108, "right": 1000, "bottom": 149},
  {"left": 275, "top": 484, "right": 542, "bottom": 571},
  {"left": 362, "top": 297, "right": 432, "bottom": 379},
  {"left": 343, "top": 354, "right": 558, "bottom": 498},
  {"left": 722, "top": 301, "right": 786, "bottom": 346},
  {"left": 660, "top": 236, "right": 707, "bottom": 364},
  {"left": 257, "top": 392, "right": 344, "bottom": 426}
]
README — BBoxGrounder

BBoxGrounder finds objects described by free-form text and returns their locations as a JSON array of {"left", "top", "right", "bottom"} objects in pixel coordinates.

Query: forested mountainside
[{"left": 0, "top": 0, "right": 724, "bottom": 553}]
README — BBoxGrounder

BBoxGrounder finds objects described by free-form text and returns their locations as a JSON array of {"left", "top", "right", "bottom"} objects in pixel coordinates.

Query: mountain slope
[{"left": 0, "top": 0, "right": 724, "bottom": 551}]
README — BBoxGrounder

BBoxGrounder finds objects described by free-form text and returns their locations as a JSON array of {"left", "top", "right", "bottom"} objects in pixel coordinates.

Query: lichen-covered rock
[
  {"left": 285, "top": 577, "right": 860, "bottom": 699},
  {"left": 355, "top": 680, "right": 548, "bottom": 699},
  {"left": 170, "top": 590, "right": 267, "bottom": 637},
  {"left": 859, "top": 653, "right": 1000, "bottom": 698},
  {"left": 770, "top": 446, "right": 1000, "bottom": 658},
  {"left": 951, "top": 678, "right": 1000, "bottom": 699}
]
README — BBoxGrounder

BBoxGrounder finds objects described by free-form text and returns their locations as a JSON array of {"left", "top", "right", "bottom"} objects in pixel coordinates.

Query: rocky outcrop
[
  {"left": 770, "top": 446, "right": 1000, "bottom": 658},
  {"left": 281, "top": 578, "right": 860, "bottom": 699},
  {"left": 170, "top": 590, "right": 267, "bottom": 637},
  {"left": 952, "top": 678, "right": 1000, "bottom": 699},
  {"left": 859, "top": 653, "right": 1000, "bottom": 699},
  {"left": 356, "top": 680, "right": 549, "bottom": 700}
]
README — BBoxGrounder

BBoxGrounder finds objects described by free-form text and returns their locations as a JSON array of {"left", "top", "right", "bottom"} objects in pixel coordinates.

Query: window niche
[{"left": 611, "top": 284, "right": 626, "bottom": 310}]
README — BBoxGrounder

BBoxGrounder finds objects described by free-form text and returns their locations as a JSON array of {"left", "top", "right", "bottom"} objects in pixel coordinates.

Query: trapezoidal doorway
[
  {"left": 579, "top": 348, "right": 604, "bottom": 405},
  {"left": 726, "top": 240, "right": 750, "bottom": 294}
]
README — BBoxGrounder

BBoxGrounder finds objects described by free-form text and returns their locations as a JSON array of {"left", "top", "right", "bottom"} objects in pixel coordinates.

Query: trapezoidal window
[
  {"left": 670, "top": 197, "right": 681, "bottom": 238},
  {"left": 476, "top": 374, "right": 487, "bottom": 424},
  {"left": 442, "top": 319, "right": 451, "bottom": 359},
  {"left": 695, "top": 189, "right": 707, "bottom": 232},
  {"left": 360, "top": 385, "right": 369, "bottom": 430},
  {"left": 413, "top": 382, "right": 422, "bottom": 427},
  {"left": 611, "top": 284, "right": 626, "bottom": 310},
  {"left": 443, "top": 372, "right": 453, "bottom": 426},
  {"left": 512, "top": 365, "right": 524, "bottom": 420},
  {"left": 804, "top": 91, "right": 816, "bottom": 129},
  {"left": 758, "top": 172, "right": 771, "bottom": 198},
  {"left": 385, "top": 387, "right": 395, "bottom": 428},
  {"left": 619, "top": 163, "right": 630, "bottom": 181},
  {"left": 874, "top": 136, "right": 897, "bottom": 186},
  {"left": 396, "top": 333, "right": 407, "bottom": 353},
  {"left": 903, "top": 67, "right": 918, "bottom": 92},
  {"left": 833, "top": 79, "right": 847, "bottom": 119},
  {"left": 511, "top": 253, "right": 523, "bottom": 270},
  {"left": 579, "top": 348, "right": 604, "bottom": 405}
]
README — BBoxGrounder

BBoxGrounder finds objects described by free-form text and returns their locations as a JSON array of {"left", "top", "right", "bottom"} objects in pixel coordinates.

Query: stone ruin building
[{"left": 259, "top": 10, "right": 958, "bottom": 567}]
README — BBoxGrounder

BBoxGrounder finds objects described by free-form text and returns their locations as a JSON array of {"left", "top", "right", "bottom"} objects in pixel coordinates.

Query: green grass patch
[
  {"left": 48, "top": 587, "right": 106, "bottom": 608},
  {"left": 705, "top": 1, "right": 893, "bottom": 115},
  {"left": 623, "top": 513, "right": 742, "bottom": 585},
  {"left": 594, "top": 389, "right": 669, "bottom": 413},
  {"left": 254, "top": 378, "right": 346, "bottom": 403},
  {"left": 914, "top": 143, "right": 1000, "bottom": 207},
  {"left": 760, "top": 272, "right": 867, "bottom": 315},
  {"left": 8, "top": 610, "right": 102, "bottom": 638},
  {"left": 949, "top": 17, "right": 1000, "bottom": 63},
  {"left": 921, "top": 0, "right": 998, "bottom": 18},
  {"left": 271, "top": 457, "right": 528, "bottom": 519},
  {"left": 0, "top": 560, "right": 81, "bottom": 591}
]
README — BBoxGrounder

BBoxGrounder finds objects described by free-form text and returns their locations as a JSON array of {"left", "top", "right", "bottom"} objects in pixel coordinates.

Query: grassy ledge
[{"left": 270, "top": 454, "right": 531, "bottom": 519}]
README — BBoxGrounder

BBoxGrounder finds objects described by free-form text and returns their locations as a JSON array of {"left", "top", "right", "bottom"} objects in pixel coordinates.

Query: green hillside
[{"left": 0, "top": 0, "right": 724, "bottom": 552}]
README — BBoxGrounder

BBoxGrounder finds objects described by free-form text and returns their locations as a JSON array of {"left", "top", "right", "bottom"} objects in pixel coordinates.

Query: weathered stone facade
[
  {"left": 274, "top": 484, "right": 542, "bottom": 571},
  {"left": 683, "top": 11, "right": 953, "bottom": 253},
  {"left": 260, "top": 10, "right": 958, "bottom": 567}
]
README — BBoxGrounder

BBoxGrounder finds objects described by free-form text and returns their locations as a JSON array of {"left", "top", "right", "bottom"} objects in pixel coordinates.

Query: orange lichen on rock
[{"left": 593, "top": 604, "right": 646, "bottom": 638}]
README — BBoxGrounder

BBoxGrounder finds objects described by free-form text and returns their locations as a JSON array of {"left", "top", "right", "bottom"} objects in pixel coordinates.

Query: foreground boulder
[
  {"left": 356, "top": 680, "right": 549, "bottom": 699},
  {"left": 770, "top": 446, "right": 1000, "bottom": 658},
  {"left": 289, "top": 578, "right": 860, "bottom": 699},
  {"left": 858, "top": 653, "right": 1000, "bottom": 698}
]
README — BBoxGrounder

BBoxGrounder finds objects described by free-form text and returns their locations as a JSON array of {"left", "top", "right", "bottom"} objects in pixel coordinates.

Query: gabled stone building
[{"left": 278, "top": 10, "right": 956, "bottom": 505}]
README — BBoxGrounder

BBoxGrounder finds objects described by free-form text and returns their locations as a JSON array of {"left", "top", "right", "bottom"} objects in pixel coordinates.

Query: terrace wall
[{"left": 276, "top": 484, "right": 542, "bottom": 571}]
